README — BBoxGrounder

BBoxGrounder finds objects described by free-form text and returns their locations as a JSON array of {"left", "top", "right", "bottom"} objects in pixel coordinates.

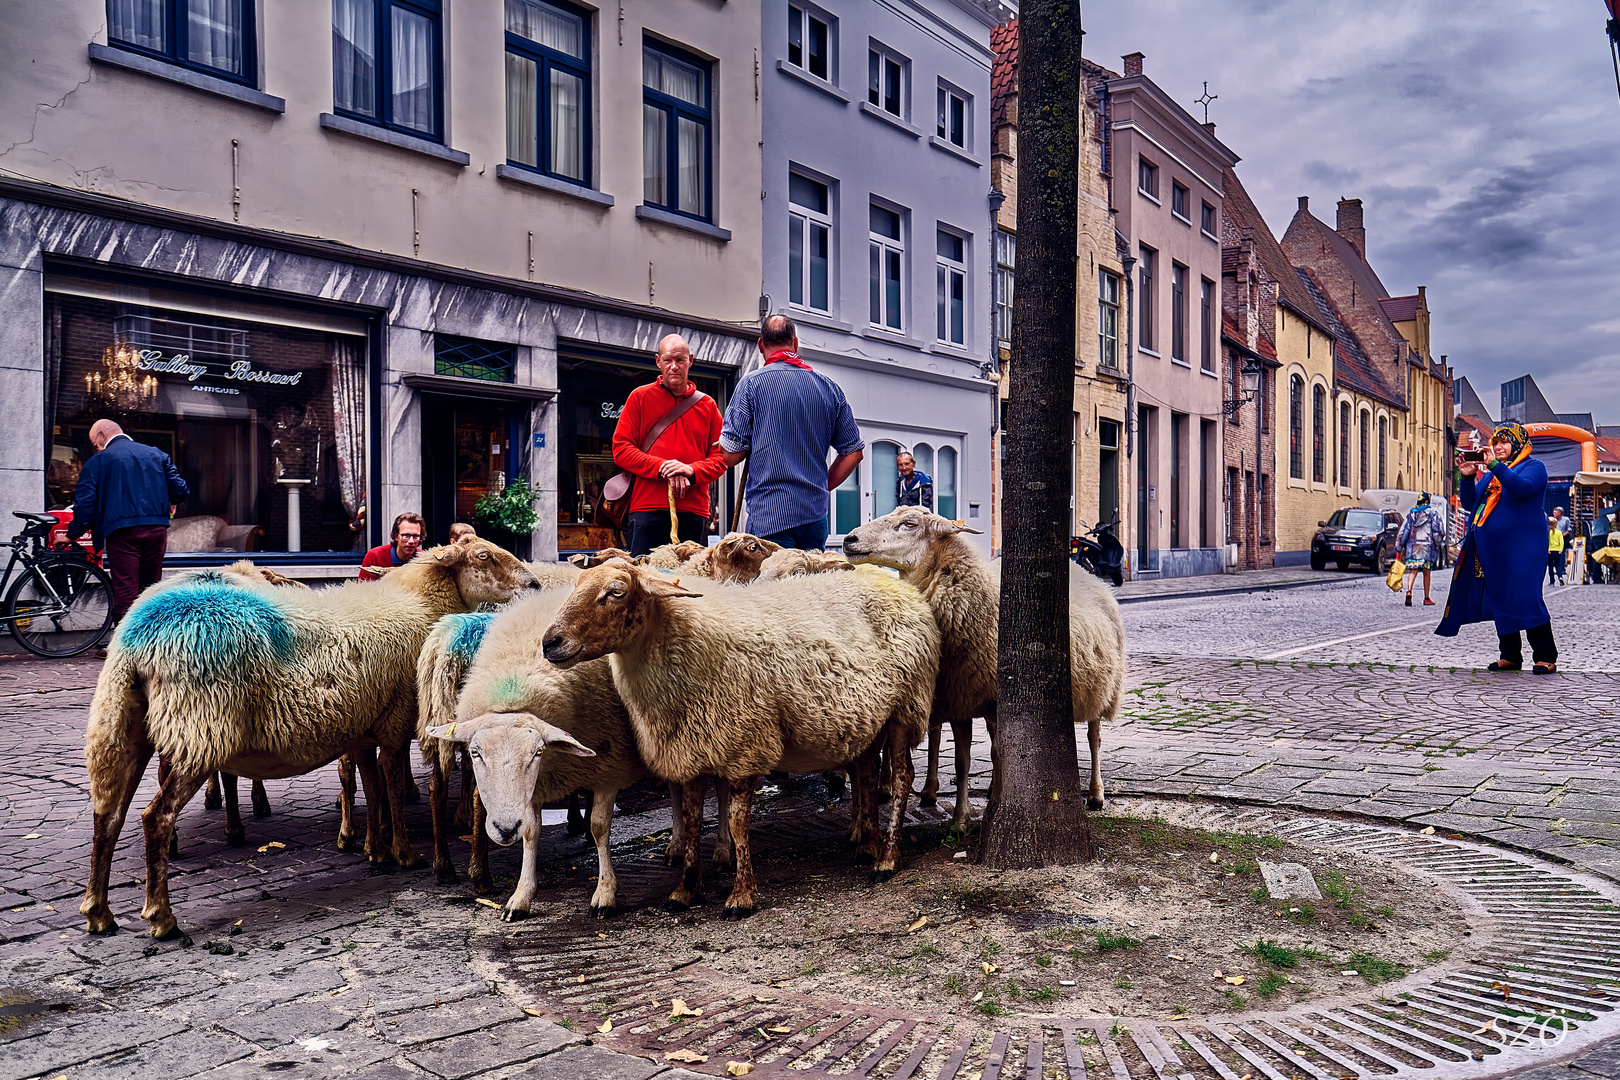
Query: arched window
[
  {"left": 1338, "top": 401, "right": 1351, "bottom": 487},
  {"left": 833, "top": 462, "right": 860, "bottom": 535},
  {"left": 936, "top": 445, "right": 957, "bottom": 519},
  {"left": 1289, "top": 375, "right": 1304, "bottom": 480},
  {"left": 1377, "top": 415, "right": 1388, "bottom": 488},
  {"left": 1359, "top": 410, "right": 1371, "bottom": 488},
  {"left": 873, "top": 441, "right": 901, "bottom": 517},
  {"left": 1311, "top": 384, "right": 1326, "bottom": 483}
]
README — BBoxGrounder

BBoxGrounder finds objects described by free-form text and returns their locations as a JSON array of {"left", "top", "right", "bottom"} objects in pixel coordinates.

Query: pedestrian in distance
[
  {"left": 1552, "top": 506, "right": 1572, "bottom": 545},
  {"left": 1547, "top": 515, "right": 1567, "bottom": 587},
  {"left": 1436, "top": 423, "right": 1560, "bottom": 674},
  {"left": 719, "top": 314, "right": 864, "bottom": 550},
  {"left": 610, "top": 334, "right": 727, "bottom": 557},
  {"left": 448, "top": 522, "right": 477, "bottom": 545},
  {"left": 359, "top": 512, "right": 425, "bottom": 579},
  {"left": 1396, "top": 492, "right": 1445, "bottom": 606},
  {"left": 896, "top": 451, "right": 933, "bottom": 512},
  {"left": 63, "top": 419, "right": 190, "bottom": 645},
  {"left": 1588, "top": 502, "right": 1616, "bottom": 584}
]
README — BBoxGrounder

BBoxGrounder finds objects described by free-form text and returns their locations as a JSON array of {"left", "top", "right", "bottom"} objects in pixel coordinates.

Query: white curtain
[
  {"left": 677, "top": 116, "right": 703, "bottom": 216},
  {"left": 391, "top": 6, "right": 434, "bottom": 133},
  {"left": 643, "top": 103, "right": 666, "bottom": 205},
  {"left": 110, "top": 0, "right": 165, "bottom": 50},
  {"left": 329, "top": 337, "right": 367, "bottom": 551},
  {"left": 186, "top": 0, "right": 242, "bottom": 74},
  {"left": 550, "top": 68, "right": 582, "bottom": 179},
  {"left": 332, "top": 0, "right": 375, "bottom": 116},
  {"left": 505, "top": 53, "right": 538, "bottom": 167},
  {"left": 505, "top": 0, "right": 582, "bottom": 57}
]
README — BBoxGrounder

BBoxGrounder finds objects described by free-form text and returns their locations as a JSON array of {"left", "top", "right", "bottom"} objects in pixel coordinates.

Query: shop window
[
  {"left": 434, "top": 334, "right": 516, "bottom": 383},
  {"left": 45, "top": 284, "right": 370, "bottom": 556},
  {"left": 333, "top": 0, "right": 443, "bottom": 139},
  {"left": 642, "top": 41, "right": 711, "bottom": 220},
  {"left": 504, "top": 0, "right": 590, "bottom": 183},
  {"left": 832, "top": 465, "right": 860, "bottom": 535},
  {"left": 109, "top": 0, "right": 256, "bottom": 84}
]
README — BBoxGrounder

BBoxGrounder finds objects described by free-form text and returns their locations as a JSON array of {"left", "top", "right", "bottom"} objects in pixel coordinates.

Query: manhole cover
[{"left": 485, "top": 802, "right": 1620, "bottom": 1078}]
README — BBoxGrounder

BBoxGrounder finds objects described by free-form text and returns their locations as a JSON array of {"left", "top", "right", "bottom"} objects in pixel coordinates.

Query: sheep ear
[
  {"left": 425, "top": 723, "right": 470, "bottom": 743},
  {"left": 512, "top": 714, "right": 596, "bottom": 757},
  {"left": 639, "top": 571, "right": 701, "bottom": 598},
  {"left": 761, "top": 538, "right": 783, "bottom": 554}
]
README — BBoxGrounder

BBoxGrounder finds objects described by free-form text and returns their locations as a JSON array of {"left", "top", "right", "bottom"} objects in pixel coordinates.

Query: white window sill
[
  {"left": 790, "top": 310, "right": 853, "bottom": 333},
  {"left": 1172, "top": 211, "right": 1192, "bottom": 226},
  {"left": 1200, "top": 366, "right": 1219, "bottom": 377},
  {"left": 1139, "top": 189, "right": 1161, "bottom": 206},
  {"left": 776, "top": 59, "right": 849, "bottom": 104},
  {"left": 1139, "top": 347, "right": 1161, "bottom": 358},
  {"left": 928, "top": 135, "right": 981, "bottom": 167},
  {"left": 1170, "top": 357, "right": 1191, "bottom": 369},
  {"left": 929, "top": 340, "right": 975, "bottom": 359},
  {"left": 859, "top": 101, "right": 923, "bottom": 138},
  {"left": 635, "top": 204, "right": 731, "bottom": 242},
  {"left": 1202, "top": 229, "right": 1220, "bottom": 242},
  {"left": 89, "top": 43, "right": 285, "bottom": 112},
  {"left": 861, "top": 325, "right": 924, "bottom": 349},
  {"left": 495, "top": 165, "right": 613, "bottom": 207},
  {"left": 319, "top": 113, "right": 469, "bottom": 165}
]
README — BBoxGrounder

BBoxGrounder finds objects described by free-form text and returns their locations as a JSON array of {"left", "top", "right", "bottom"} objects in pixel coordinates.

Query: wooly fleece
[
  {"left": 417, "top": 610, "right": 497, "bottom": 774},
  {"left": 544, "top": 563, "right": 939, "bottom": 784},
  {"left": 87, "top": 542, "right": 535, "bottom": 788}
]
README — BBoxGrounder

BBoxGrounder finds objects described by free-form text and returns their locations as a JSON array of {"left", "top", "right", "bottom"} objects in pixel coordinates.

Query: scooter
[{"left": 1070, "top": 518, "right": 1125, "bottom": 587}]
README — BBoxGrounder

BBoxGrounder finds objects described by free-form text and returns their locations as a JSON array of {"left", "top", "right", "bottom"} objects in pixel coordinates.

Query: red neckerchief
[{"left": 764, "top": 349, "right": 812, "bottom": 370}]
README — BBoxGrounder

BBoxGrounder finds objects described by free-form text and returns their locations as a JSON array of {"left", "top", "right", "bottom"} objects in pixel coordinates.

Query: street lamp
[{"left": 1222, "top": 356, "right": 1263, "bottom": 416}]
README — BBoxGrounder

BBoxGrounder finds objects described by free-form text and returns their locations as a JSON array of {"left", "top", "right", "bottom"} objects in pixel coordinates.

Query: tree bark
[{"left": 977, "top": 0, "right": 1094, "bottom": 869}]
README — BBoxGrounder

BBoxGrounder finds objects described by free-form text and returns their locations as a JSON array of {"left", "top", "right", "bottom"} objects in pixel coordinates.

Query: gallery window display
[{"left": 45, "top": 281, "right": 372, "bottom": 555}]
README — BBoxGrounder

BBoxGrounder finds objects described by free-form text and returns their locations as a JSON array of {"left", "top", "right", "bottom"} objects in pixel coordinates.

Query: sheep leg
[
  {"left": 468, "top": 789, "right": 493, "bottom": 894},
  {"left": 139, "top": 766, "right": 209, "bottom": 939},
  {"left": 851, "top": 745, "right": 884, "bottom": 860},
  {"left": 219, "top": 772, "right": 247, "bottom": 847},
  {"left": 824, "top": 769, "right": 847, "bottom": 800},
  {"left": 721, "top": 779, "right": 756, "bottom": 920},
  {"left": 666, "top": 778, "right": 707, "bottom": 912},
  {"left": 664, "top": 780, "right": 684, "bottom": 866},
  {"left": 1086, "top": 718, "right": 1104, "bottom": 812},
  {"left": 918, "top": 722, "right": 942, "bottom": 807},
  {"left": 250, "top": 778, "right": 272, "bottom": 818},
  {"left": 204, "top": 771, "right": 223, "bottom": 810},
  {"left": 846, "top": 754, "right": 868, "bottom": 848},
  {"left": 504, "top": 818, "right": 541, "bottom": 923},
  {"left": 157, "top": 756, "right": 180, "bottom": 857},
  {"left": 712, "top": 777, "right": 735, "bottom": 870},
  {"left": 949, "top": 718, "right": 974, "bottom": 832},
  {"left": 873, "top": 723, "right": 916, "bottom": 883},
  {"left": 428, "top": 753, "right": 458, "bottom": 885},
  {"left": 452, "top": 746, "right": 475, "bottom": 830},
  {"left": 587, "top": 786, "right": 620, "bottom": 918},
  {"left": 377, "top": 742, "right": 423, "bottom": 869},
  {"left": 336, "top": 753, "right": 360, "bottom": 852},
  {"left": 81, "top": 738, "right": 154, "bottom": 935},
  {"left": 351, "top": 746, "right": 390, "bottom": 867}
]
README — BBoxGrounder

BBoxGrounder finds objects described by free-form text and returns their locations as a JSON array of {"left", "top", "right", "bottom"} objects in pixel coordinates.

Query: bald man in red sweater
[{"left": 611, "top": 335, "right": 727, "bottom": 556}]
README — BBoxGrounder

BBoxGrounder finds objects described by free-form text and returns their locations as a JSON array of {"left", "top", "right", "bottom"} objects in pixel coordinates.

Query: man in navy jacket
[{"left": 67, "top": 419, "right": 190, "bottom": 623}]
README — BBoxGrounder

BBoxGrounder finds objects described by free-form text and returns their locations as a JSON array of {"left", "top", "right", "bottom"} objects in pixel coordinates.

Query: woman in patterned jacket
[{"left": 1396, "top": 492, "right": 1447, "bottom": 606}]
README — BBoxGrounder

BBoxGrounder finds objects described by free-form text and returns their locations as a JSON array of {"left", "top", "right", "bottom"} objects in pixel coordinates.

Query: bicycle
[{"left": 1, "top": 512, "right": 115, "bottom": 658}]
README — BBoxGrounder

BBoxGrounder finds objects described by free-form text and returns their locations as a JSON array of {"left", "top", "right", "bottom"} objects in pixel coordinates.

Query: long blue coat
[{"left": 1436, "top": 456, "right": 1550, "bottom": 637}]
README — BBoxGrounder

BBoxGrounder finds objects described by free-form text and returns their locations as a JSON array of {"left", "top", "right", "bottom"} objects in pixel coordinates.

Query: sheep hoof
[
  {"left": 435, "top": 864, "right": 458, "bottom": 886},
  {"left": 204, "top": 788, "right": 223, "bottom": 811},
  {"left": 252, "top": 800, "right": 272, "bottom": 819},
  {"left": 721, "top": 903, "right": 755, "bottom": 921},
  {"left": 85, "top": 917, "right": 119, "bottom": 936},
  {"left": 870, "top": 867, "right": 897, "bottom": 885},
  {"left": 149, "top": 918, "right": 181, "bottom": 940},
  {"left": 225, "top": 827, "right": 246, "bottom": 847},
  {"left": 336, "top": 832, "right": 358, "bottom": 852},
  {"left": 1086, "top": 797, "right": 1104, "bottom": 812},
  {"left": 588, "top": 903, "right": 616, "bottom": 919},
  {"left": 918, "top": 794, "right": 938, "bottom": 808},
  {"left": 397, "top": 852, "right": 424, "bottom": 871},
  {"left": 168, "top": 832, "right": 180, "bottom": 858},
  {"left": 664, "top": 895, "right": 702, "bottom": 913},
  {"left": 500, "top": 906, "right": 529, "bottom": 923}
]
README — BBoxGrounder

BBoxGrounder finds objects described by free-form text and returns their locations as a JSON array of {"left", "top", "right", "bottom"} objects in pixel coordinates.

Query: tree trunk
[{"left": 977, "top": 0, "right": 1094, "bottom": 869}]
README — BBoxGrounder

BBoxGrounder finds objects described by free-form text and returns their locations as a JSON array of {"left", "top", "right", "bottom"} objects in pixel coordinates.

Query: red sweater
[{"left": 611, "top": 382, "right": 727, "bottom": 516}]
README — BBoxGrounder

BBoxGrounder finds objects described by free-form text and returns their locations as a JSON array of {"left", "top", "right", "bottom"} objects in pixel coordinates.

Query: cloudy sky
[{"left": 1079, "top": 0, "right": 1620, "bottom": 427}]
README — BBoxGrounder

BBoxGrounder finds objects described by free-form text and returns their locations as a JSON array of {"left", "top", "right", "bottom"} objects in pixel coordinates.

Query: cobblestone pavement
[{"left": 0, "top": 570, "right": 1617, "bottom": 1079}]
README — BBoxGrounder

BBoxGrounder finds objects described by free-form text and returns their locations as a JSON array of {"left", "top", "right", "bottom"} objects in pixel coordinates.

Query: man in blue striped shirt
[{"left": 719, "top": 315, "right": 864, "bottom": 550}]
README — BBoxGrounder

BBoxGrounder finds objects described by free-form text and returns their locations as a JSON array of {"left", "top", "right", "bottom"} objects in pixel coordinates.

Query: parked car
[{"left": 1310, "top": 507, "right": 1401, "bottom": 573}]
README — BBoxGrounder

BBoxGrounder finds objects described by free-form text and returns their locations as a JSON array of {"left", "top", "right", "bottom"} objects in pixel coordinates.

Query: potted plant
[{"left": 473, "top": 478, "right": 538, "bottom": 555}]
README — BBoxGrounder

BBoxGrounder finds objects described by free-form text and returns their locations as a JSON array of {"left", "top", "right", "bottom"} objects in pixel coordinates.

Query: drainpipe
[{"left": 988, "top": 188, "right": 1006, "bottom": 441}]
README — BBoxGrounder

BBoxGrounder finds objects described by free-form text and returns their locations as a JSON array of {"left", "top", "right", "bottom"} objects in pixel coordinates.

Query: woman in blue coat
[{"left": 1436, "top": 423, "right": 1559, "bottom": 672}]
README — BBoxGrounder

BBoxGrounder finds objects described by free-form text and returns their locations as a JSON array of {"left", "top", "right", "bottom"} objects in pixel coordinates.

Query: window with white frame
[
  {"left": 994, "top": 231, "right": 1016, "bottom": 343},
  {"left": 936, "top": 85, "right": 967, "bottom": 147},
  {"left": 936, "top": 229, "right": 966, "bottom": 346},
  {"left": 504, "top": 0, "right": 590, "bottom": 183},
  {"left": 1170, "top": 261, "right": 1188, "bottom": 363},
  {"left": 787, "top": 4, "right": 829, "bottom": 81},
  {"left": 788, "top": 173, "right": 831, "bottom": 313},
  {"left": 109, "top": 0, "right": 256, "bottom": 83},
  {"left": 1199, "top": 276, "right": 1214, "bottom": 372},
  {"left": 867, "top": 44, "right": 904, "bottom": 117},
  {"left": 1098, "top": 268, "right": 1120, "bottom": 369},
  {"left": 1138, "top": 155, "right": 1158, "bottom": 200},
  {"left": 1201, "top": 200, "right": 1217, "bottom": 237},
  {"left": 642, "top": 42, "right": 711, "bottom": 220},
  {"left": 869, "top": 204, "right": 903, "bottom": 331}
]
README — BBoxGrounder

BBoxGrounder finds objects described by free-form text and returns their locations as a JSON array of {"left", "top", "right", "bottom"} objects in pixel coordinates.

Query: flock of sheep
[{"left": 78, "top": 508, "right": 1127, "bottom": 940}]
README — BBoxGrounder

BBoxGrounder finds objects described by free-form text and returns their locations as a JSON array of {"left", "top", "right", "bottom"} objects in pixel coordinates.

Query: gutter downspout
[{"left": 986, "top": 189, "right": 1006, "bottom": 552}]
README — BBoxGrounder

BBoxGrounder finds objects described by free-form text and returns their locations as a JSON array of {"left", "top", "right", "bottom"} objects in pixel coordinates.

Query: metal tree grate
[{"left": 489, "top": 805, "right": 1620, "bottom": 1079}]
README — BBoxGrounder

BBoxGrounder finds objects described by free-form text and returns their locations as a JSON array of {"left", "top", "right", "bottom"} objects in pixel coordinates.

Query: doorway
[{"left": 421, "top": 395, "right": 521, "bottom": 548}]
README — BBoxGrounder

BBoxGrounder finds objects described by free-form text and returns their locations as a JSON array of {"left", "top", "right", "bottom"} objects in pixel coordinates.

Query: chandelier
[{"left": 85, "top": 342, "right": 159, "bottom": 412}]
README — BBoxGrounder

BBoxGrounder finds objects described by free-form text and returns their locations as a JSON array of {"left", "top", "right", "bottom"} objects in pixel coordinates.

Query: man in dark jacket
[
  {"left": 896, "top": 451, "right": 933, "bottom": 511},
  {"left": 67, "top": 419, "right": 190, "bottom": 622}
]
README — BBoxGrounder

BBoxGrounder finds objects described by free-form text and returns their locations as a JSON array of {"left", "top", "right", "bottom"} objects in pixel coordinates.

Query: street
[{"left": 0, "top": 573, "right": 1617, "bottom": 1079}]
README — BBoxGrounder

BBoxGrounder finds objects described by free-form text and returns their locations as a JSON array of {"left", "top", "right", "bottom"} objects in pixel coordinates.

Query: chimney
[
  {"left": 1417, "top": 285, "right": 1426, "bottom": 306},
  {"left": 1297, "top": 195, "right": 1309, "bottom": 213},
  {"left": 1122, "top": 52, "right": 1144, "bottom": 77},
  {"left": 1204, "top": 122, "right": 1216, "bottom": 136},
  {"left": 1336, "top": 197, "right": 1365, "bottom": 258}
]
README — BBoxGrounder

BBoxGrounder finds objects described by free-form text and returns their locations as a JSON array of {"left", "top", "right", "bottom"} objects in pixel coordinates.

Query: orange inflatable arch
[{"left": 1525, "top": 423, "right": 1598, "bottom": 473}]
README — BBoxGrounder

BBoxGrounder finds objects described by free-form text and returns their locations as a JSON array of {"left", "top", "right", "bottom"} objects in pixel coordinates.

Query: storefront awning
[{"left": 401, "top": 373, "right": 557, "bottom": 401}]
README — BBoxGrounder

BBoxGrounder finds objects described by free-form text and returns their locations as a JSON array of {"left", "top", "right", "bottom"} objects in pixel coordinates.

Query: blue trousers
[{"left": 758, "top": 520, "right": 829, "bottom": 551}]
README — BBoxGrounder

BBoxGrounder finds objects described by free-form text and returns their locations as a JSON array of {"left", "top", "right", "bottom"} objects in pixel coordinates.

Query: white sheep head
[
  {"left": 425, "top": 712, "right": 594, "bottom": 846},
  {"left": 541, "top": 561, "right": 700, "bottom": 667},
  {"left": 840, "top": 507, "right": 982, "bottom": 572}
]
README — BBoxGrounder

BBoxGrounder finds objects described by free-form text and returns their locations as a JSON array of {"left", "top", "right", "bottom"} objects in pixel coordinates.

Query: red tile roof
[
  {"left": 1296, "top": 267, "right": 1404, "bottom": 409},
  {"left": 1596, "top": 436, "right": 1620, "bottom": 465},
  {"left": 991, "top": 21, "right": 1017, "bottom": 128},
  {"left": 1378, "top": 295, "right": 1421, "bottom": 323},
  {"left": 1457, "top": 414, "right": 1494, "bottom": 446}
]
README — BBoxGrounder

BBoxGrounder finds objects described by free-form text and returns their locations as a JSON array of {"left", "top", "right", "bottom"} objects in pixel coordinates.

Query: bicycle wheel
[{"left": 6, "top": 556, "right": 114, "bottom": 658}]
